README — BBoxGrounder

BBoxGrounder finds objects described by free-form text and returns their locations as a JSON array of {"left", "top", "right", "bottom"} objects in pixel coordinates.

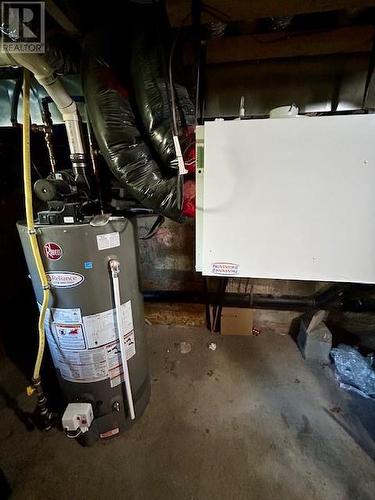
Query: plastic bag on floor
[{"left": 330, "top": 344, "right": 375, "bottom": 399}]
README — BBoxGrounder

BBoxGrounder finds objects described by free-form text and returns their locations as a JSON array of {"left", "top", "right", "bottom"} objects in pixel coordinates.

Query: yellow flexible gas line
[{"left": 22, "top": 69, "right": 50, "bottom": 385}]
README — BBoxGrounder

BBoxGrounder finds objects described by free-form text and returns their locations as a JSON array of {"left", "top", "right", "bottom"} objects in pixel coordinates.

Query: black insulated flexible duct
[{"left": 82, "top": 34, "right": 184, "bottom": 221}]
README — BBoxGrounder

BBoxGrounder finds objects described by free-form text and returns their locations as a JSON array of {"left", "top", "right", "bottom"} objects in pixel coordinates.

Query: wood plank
[
  {"left": 168, "top": 0, "right": 375, "bottom": 26},
  {"left": 204, "top": 26, "right": 375, "bottom": 64},
  {"left": 45, "top": 0, "right": 80, "bottom": 34},
  {"left": 144, "top": 303, "right": 206, "bottom": 327}
]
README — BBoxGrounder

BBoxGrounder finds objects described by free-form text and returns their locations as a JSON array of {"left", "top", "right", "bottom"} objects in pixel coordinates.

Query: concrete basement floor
[{"left": 1, "top": 325, "right": 375, "bottom": 500}]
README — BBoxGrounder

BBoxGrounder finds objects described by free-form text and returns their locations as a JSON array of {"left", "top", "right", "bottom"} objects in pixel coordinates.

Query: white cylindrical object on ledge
[{"left": 270, "top": 104, "right": 299, "bottom": 118}]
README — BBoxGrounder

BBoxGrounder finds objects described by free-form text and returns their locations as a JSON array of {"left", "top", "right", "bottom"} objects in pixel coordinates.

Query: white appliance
[{"left": 197, "top": 114, "right": 375, "bottom": 283}]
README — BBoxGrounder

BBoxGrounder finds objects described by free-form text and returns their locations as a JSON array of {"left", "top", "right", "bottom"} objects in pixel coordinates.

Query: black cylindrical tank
[{"left": 17, "top": 217, "right": 150, "bottom": 443}]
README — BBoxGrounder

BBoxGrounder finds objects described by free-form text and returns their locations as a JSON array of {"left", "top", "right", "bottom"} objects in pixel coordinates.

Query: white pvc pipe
[
  {"left": 109, "top": 260, "right": 136, "bottom": 420},
  {"left": 0, "top": 52, "right": 85, "bottom": 156}
]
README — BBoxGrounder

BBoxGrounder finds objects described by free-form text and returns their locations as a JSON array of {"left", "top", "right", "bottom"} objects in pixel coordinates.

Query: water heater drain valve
[{"left": 62, "top": 403, "right": 94, "bottom": 436}]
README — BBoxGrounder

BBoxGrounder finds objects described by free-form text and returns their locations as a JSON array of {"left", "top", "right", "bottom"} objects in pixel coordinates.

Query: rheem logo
[{"left": 43, "top": 242, "right": 63, "bottom": 261}]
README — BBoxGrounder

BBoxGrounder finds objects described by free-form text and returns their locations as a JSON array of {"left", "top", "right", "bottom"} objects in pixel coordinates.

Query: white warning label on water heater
[
  {"left": 106, "top": 331, "right": 136, "bottom": 388},
  {"left": 54, "top": 323, "right": 86, "bottom": 351},
  {"left": 48, "top": 342, "right": 108, "bottom": 383},
  {"left": 44, "top": 319, "right": 108, "bottom": 383},
  {"left": 43, "top": 302, "right": 136, "bottom": 385},
  {"left": 52, "top": 307, "right": 82, "bottom": 324},
  {"left": 83, "top": 301, "right": 134, "bottom": 348},
  {"left": 96, "top": 231, "right": 120, "bottom": 250}
]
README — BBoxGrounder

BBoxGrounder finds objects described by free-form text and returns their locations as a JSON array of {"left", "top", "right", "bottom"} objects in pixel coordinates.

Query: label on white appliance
[
  {"left": 47, "top": 271, "right": 85, "bottom": 288},
  {"left": 83, "top": 301, "right": 134, "bottom": 348},
  {"left": 96, "top": 232, "right": 120, "bottom": 251},
  {"left": 211, "top": 262, "right": 240, "bottom": 276}
]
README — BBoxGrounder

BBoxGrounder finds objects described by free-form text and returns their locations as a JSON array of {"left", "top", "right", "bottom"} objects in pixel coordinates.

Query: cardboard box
[
  {"left": 297, "top": 311, "right": 332, "bottom": 361},
  {"left": 220, "top": 307, "right": 253, "bottom": 336}
]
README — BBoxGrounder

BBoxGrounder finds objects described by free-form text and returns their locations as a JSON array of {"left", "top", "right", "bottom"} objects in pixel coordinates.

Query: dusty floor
[{"left": 1, "top": 325, "right": 375, "bottom": 500}]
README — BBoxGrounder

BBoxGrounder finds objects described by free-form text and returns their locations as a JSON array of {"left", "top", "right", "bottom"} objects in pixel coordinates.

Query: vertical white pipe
[
  {"left": 0, "top": 52, "right": 85, "bottom": 158},
  {"left": 109, "top": 260, "right": 135, "bottom": 420}
]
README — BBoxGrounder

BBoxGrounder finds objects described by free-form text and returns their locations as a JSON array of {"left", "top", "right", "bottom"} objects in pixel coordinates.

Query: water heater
[{"left": 17, "top": 217, "right": 150, "bottom": 444}]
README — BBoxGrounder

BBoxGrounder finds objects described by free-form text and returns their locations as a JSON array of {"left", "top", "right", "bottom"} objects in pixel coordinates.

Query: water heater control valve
[{"left": 62, "top": 403, "right": 94, "bottom": 434}]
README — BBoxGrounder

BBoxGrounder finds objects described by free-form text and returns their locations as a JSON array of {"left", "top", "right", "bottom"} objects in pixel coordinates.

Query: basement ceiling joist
[
  {"left": 167, "top": 0, "right": 375, "bottom": 26},
  {"left": 45, "top": 0, "right": 80, "bottom": 35},
  {"left": 204, "top": 26, "right": 375, "bottom": 64}
]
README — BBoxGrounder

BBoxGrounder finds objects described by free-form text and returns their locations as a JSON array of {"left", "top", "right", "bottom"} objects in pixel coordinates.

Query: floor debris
[{"left": 180, "top": 342, "right": 192, "bottom": 354}]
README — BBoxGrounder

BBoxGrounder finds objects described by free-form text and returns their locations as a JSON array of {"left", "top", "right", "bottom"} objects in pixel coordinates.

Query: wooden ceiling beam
[
  {"left": 167, "top": 0, "right": 375, "bottom": 26},
  {"left": 199, "top": 26, "right": 375, "bottom": 64},
  {"left": 45, "top": 0, "right": 80, "bottom": 35}
]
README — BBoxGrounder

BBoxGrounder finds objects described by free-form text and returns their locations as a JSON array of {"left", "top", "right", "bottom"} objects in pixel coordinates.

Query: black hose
[
  {"left": 32, "top": 377, "right": 52, "bottom": 431},
  {"left": 11, "top": 74, "right": 23, "bottom": 127},
  {"left": 142, "top": 284, "right": 372, "bottom": 313}
]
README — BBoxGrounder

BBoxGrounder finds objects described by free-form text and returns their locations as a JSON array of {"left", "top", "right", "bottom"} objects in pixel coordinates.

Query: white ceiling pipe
[{"left": 0, "top": 52, "right": 87, "bottom": 181}]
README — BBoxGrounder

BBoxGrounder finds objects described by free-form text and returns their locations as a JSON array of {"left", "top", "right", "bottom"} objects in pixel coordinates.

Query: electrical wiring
[
  {"left": 139, "top": 215, "right": 165, "bottom": 240},
  {"left": 32, "top": 161, "right": 43, "bottom": 178},
  {"left": 167, "top": 11, "right": 193, "bottom": 131},
  {"left": 65, "top": 428, "right": 82, "bottom": 439},
  {"left": 167, "top": 12, "right": 194, "bottom": 176},
  {"left": 168, "top": 35, "right": 180, "bottom": 137},
  {"left": 202, "top": 3, "right": 231, "bottom": 23}
]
